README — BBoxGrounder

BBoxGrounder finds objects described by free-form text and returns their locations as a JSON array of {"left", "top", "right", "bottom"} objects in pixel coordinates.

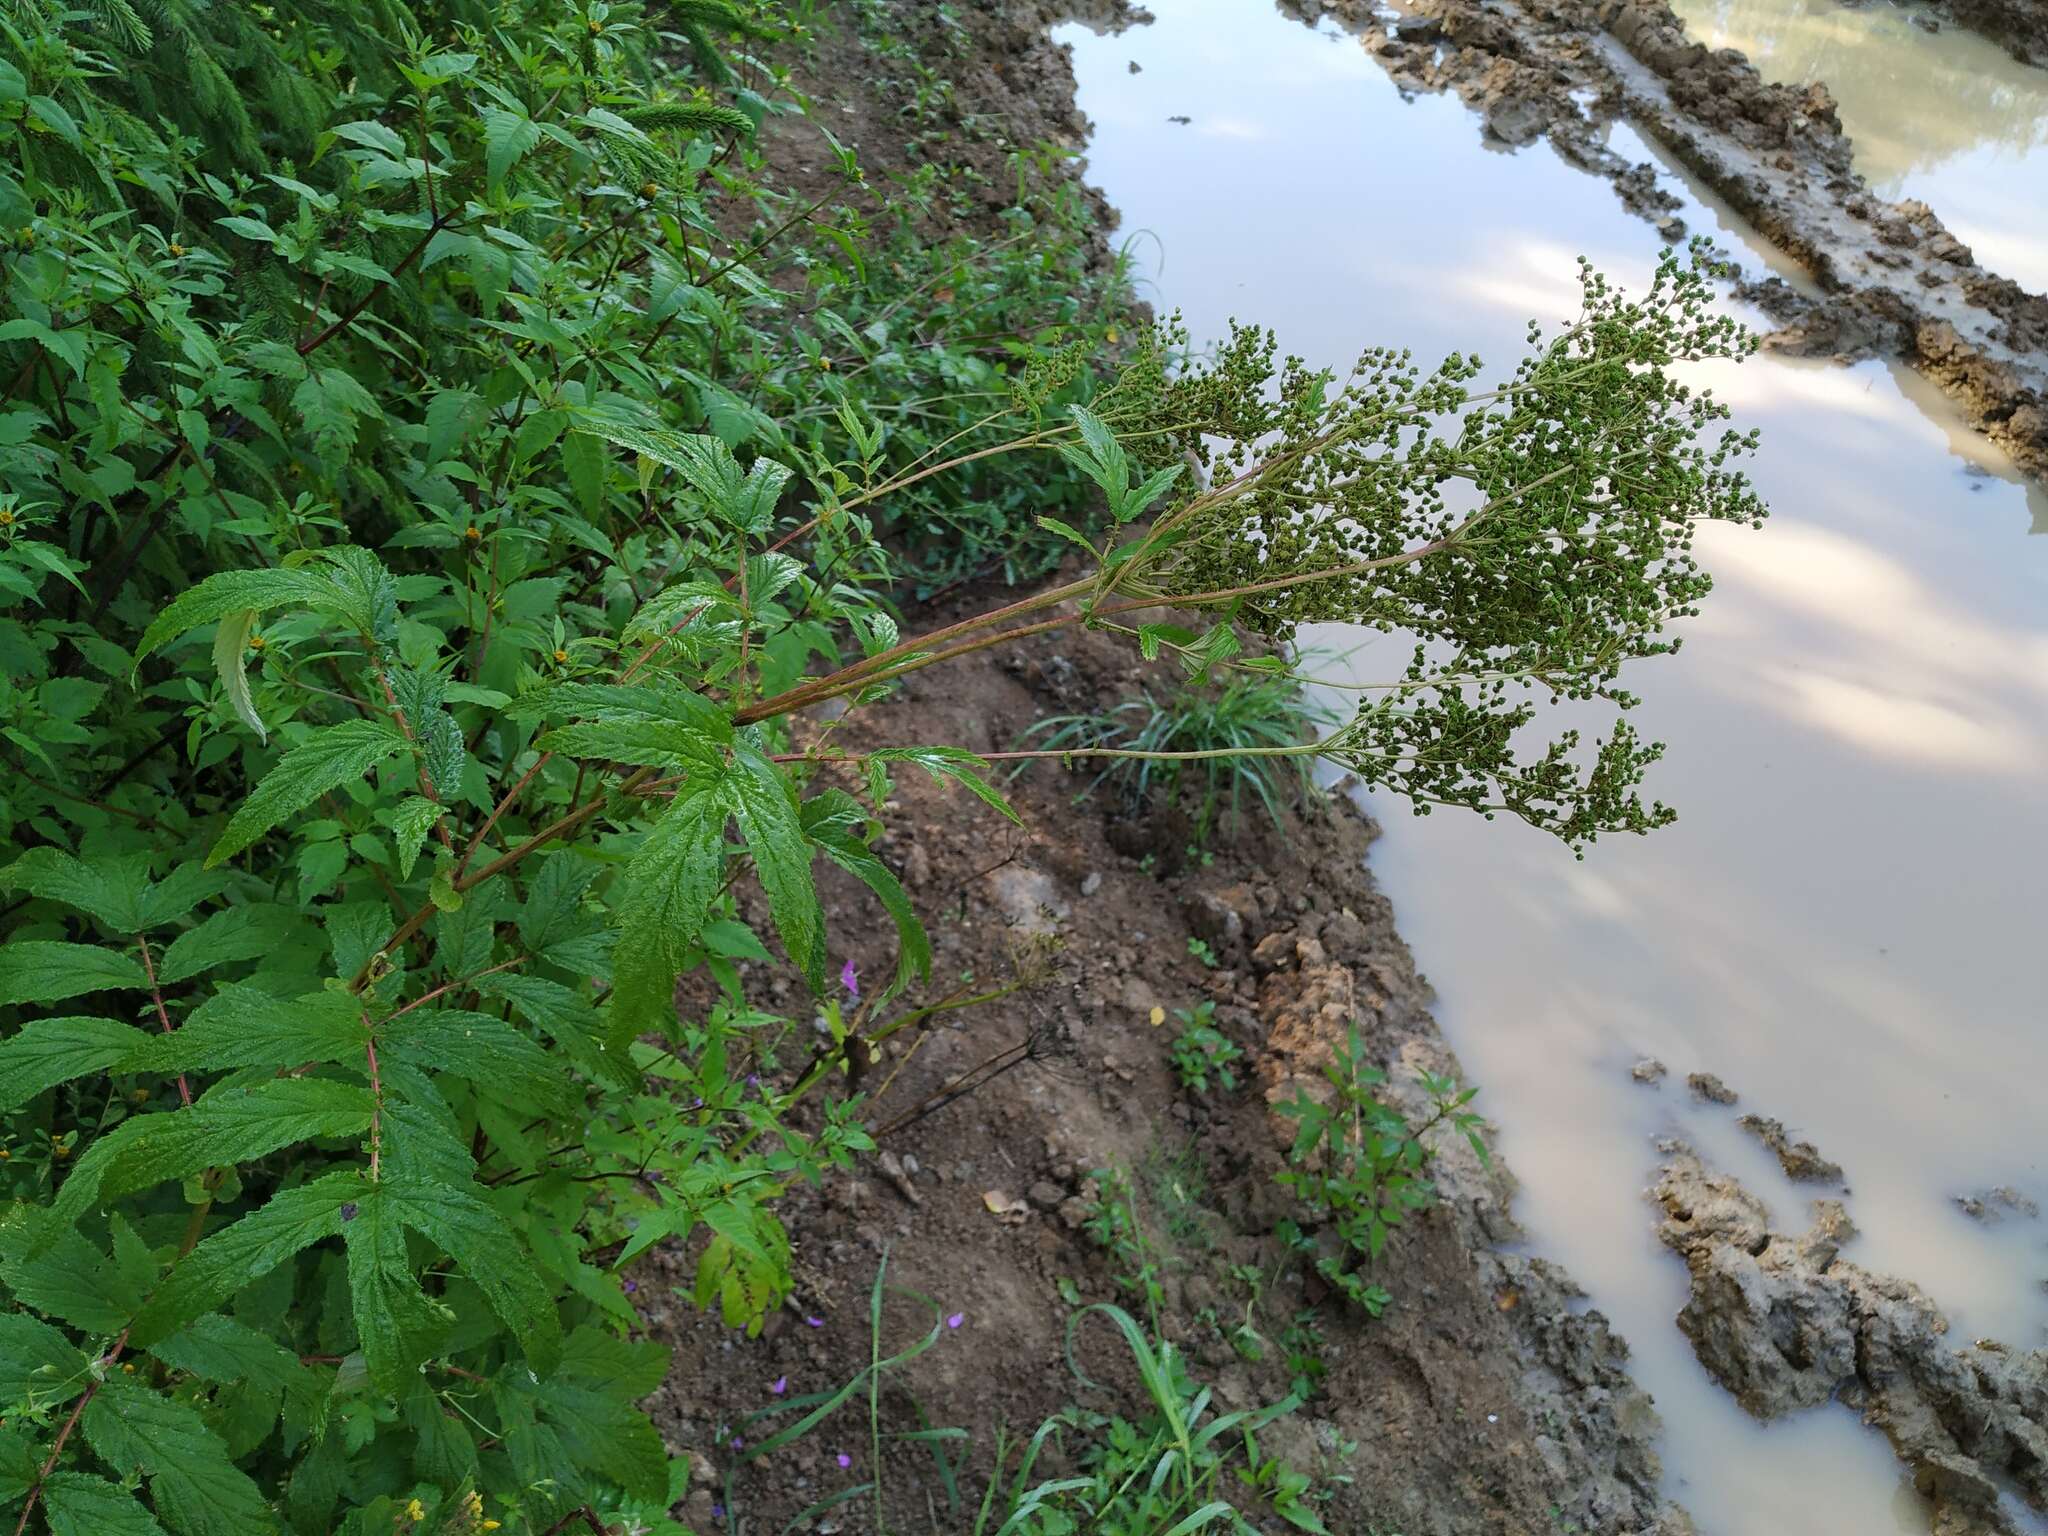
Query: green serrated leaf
[
  {"left": 0, "top": 1309, "right": 92, "bottom": 1409},
  {"left": 0, "top": 847, "right": 144, "bottom": 931},
  {"left": 146, "top": 984, "right": 366, "bottom": 1073},
  {"left": 46, "top": 1077, "right": 374, "bottom": 1232},
  {"left": 868, "top": 746, "right": 1022, "bottom": 825},
  {"left": 0, "top": 940, "right": 148, "bottom": 1005},
  {"left": 207, "top": 719, "right": 409, "bottom": 867},
  {"left": 388, "top": 795, "right": 443, "bottom": 880},
  {"left": 155, "top": 905, "right": 297, "bottom": 985},
  {"left": 134, "top": 567, "right": 343, "bottom": 664},
  {"left": 609, "top": 775, "right": 731, "bottom": 1038},
  {"left": 379, "top": 1174, "right": 560, "bottom": 1374},
  {"left": 380, "top": 1009, "right": 578, "bottom": 1114},
  {"left": 41, "top": 1472, "right": 169, "bottom": 1536},
  {"left": 729, "top": 743, "right": 823, "bottom": 990},
  {"left": 82, "top": 1374, "right": 272, "bottom": 1536},
  {"left": 344, "top": 1182, "right": 451, "bottom": 1391},
  {"left": 482, "top": 106, "right": 544, "bottom": 194},
  {"left": 0, "top": 1014, "right": 152, "bottom": 1113},
  {"left": 210, "top": 609, "right": 266, "bottom": 740},
  {"left": 129, "top": 1172, "right": 362, "bottom": 1346}
]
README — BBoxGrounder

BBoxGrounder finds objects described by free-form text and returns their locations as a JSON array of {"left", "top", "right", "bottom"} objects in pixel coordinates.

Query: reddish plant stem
[
  {"left": 364, "top": 1020, "right": 384, "bottom": 1182},
  {"left": 12, "top": 1331, "right": 131, "bottom": 1536},
  {"left": 136, "top": 933, "right": 191, "bottom": 1107}
]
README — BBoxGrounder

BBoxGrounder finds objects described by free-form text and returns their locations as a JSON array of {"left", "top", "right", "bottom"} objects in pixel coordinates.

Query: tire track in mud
[{"left": 1278, "top": 0, "right": 2048, "bottom": 484}]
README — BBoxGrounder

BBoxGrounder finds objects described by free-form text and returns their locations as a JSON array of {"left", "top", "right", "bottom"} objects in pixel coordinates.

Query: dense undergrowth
[{"left": 0, "top": 0, "right": 1764, "bottom": 1531}]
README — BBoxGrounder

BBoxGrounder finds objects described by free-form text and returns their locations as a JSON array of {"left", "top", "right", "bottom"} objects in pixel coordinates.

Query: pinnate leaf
[
  {"left": 41, "top": 1472, "right": 169, "bottom": 1536},
  {"left": 82, "top": 1374, "right": 272, "bottom": 1536},
  {"left": 130, "top": 1173, "right": 362, "bottom": 1346}
]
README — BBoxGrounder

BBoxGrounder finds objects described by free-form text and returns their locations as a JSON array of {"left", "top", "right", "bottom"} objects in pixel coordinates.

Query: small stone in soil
[{"left": 1629, "top": 1057, "right": 1668, "bottom": 1085}]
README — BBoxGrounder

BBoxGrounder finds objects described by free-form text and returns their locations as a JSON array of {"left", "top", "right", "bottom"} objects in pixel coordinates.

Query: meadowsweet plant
[{"left": 0, "top": 0, "right": 1764, "bottom": 1525}]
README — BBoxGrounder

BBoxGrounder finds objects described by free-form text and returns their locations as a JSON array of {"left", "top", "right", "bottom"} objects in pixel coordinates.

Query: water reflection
[
  {"left": 1666, "top": 0, "right": 2048, "bottom": 291},
  {"left": 1062, "top": 4, "right": 2048, "bottom": 1532}
]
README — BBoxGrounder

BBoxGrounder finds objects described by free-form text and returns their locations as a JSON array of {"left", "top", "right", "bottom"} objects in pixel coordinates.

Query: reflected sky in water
[
  {"left": 1062, "top": 5, "right": 2048, "bottom": 1532},
  {"left": 1667, "top": 0, "right": 2048, "bottom": 292}
]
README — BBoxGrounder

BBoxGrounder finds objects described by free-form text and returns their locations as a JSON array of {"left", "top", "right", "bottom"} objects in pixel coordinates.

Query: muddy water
[
  {"left": 1060, "top": 5, "right": 2048, "bottom": 1532},
  {"left": 1665, "top": 0, "right": 2048, "bottom": 293}
]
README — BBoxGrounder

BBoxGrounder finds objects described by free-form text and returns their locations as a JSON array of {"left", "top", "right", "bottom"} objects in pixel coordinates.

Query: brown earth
[
  {"left": 638, "top": 575, "right": 1682, "bottom": 1534},
  {"left": 1282, "top": 0, "right": 2048, "bottom": 484}
]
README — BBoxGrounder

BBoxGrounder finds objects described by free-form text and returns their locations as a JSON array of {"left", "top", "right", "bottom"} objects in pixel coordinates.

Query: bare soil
[{"left": 640, "top": 578, "right": 1680, "bottom": 1534}]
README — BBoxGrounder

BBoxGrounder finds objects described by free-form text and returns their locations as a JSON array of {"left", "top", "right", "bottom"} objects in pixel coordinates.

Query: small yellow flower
[
  {"left": 0, "top": 1148, "right": 10, "bottom": 1160},
  {"left": 463, "top": 525, "right": 481, "bottom": 542},
  {"left": 587, "top": 17, "right": 603, "bottom": 32},
  {"left": 50, "top": 1141, "right": 70, "bottom": 1160},
  {"left": 121, "top": 1362, "right": 135, "bottom": 1373},
  {"left": 818, "top": 355, "right": 832, "bottom": 371},
  {"left": 169, "top": 241, "right": 186, "bottom": 257},
  {"left": 130, "top": 1088, "right": 150, "bottom": 1104},
  {"left": 0, "top": 509, "right": 14, "bottom": 527},
  {"left": 639, "top": 180, "right": 660, "bottom": 201},
  {"left": 552, "top": 648, "right": 568, "bottom": 664},
  {"left": 1106, "top": 327, "right": 1119, "bottom": 344},
  {"left": 247, "top": 632, "right": 266, "bottom": 652},
  {"left": 1148, "top": 1005, "right": 1165, "bottom": 1027},
  {"left": 404, "top": 1498, "right": 425, "bottom": 1521}
]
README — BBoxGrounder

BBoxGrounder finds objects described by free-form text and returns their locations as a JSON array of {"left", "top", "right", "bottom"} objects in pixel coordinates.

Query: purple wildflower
[
  {"left": 804, "top": 1315, "right": 825, "bottom": 1328},
  {"left": 711, "top": 1505, "right": 724, "bottom": 1520},
  {"left": 836, "top": 1452, "right": 852, "bottom": 1469},
  {"left": 947, "top": 1312, "right": 964, "bottom": 1329},
  {"left": 731, "top": 1435, "right": 744, "bottom": 1450},
  {"left": 623, "top": 1279, "right": 638, "bottom": 1294},
  {"left": 771, "top": 1376, "right": 787, "bottom": 1395},
  {"left": 840, "top": 958, "right": 859, "bottom": 998}
]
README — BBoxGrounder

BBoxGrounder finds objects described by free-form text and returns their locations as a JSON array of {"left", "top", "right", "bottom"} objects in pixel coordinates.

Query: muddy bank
[
  {"left": 644, "top": 579, "right": 1685, "bottom": 1533},
  {"left": 1892, "top": 0, "right": 2048, "bottom": 66},
  {"left": 1282, "top": 0, "right": 2048, "bottom": 483},
  {"left": 1653, "top": 1145, "right": 2048, "bottom": 1535},
  {"left": 623, "top": 7, "right": 1699, "bottom": 1529}
]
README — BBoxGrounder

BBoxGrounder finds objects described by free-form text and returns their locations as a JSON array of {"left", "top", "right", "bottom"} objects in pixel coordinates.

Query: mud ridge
[
  {"left": 1654, "top": 1143, "right": 2048, "bottom": 1535},
  {"left": 1281, "top": 0, "right": 2048, "bottom": 483},
  {"left": 1886, "top": 0, "right": 2048, "bottom": 67}
]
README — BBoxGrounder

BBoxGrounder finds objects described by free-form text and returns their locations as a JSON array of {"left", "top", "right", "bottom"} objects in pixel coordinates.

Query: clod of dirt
[
  {"left": 1736, "top": 1112, "right": 1845, "bottom": 1182},
  {"left": 1686, "top": 1071, "right": 1739, "bottom": 1104},
  {"left": 1956, "top": 1186, "right": 2041, "bottom": 1222},
  {"left": 1630, "top": 1057, "right": 1669, "bottom": 1085},
  {"left": 1653, "top": 1144, "right": 2048, "bottom": 1535}
]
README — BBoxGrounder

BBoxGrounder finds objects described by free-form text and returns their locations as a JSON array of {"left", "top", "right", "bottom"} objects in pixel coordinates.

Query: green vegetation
[
  {"left": 1275, "top": 1027, "right": 1487, "bottom": 1318},
  {"left": 1168, "top": 999, "right": 1242, "bottom": 1094},
  {"left": 1017, "top": 668, "right": 1340, "bottom": 850},
  {"left": 720, "top": 1257, "right": 1340, "bottom": 1535},
  {"left": 0, "top": 0, "right": 1764, "bottom": 1524}
]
